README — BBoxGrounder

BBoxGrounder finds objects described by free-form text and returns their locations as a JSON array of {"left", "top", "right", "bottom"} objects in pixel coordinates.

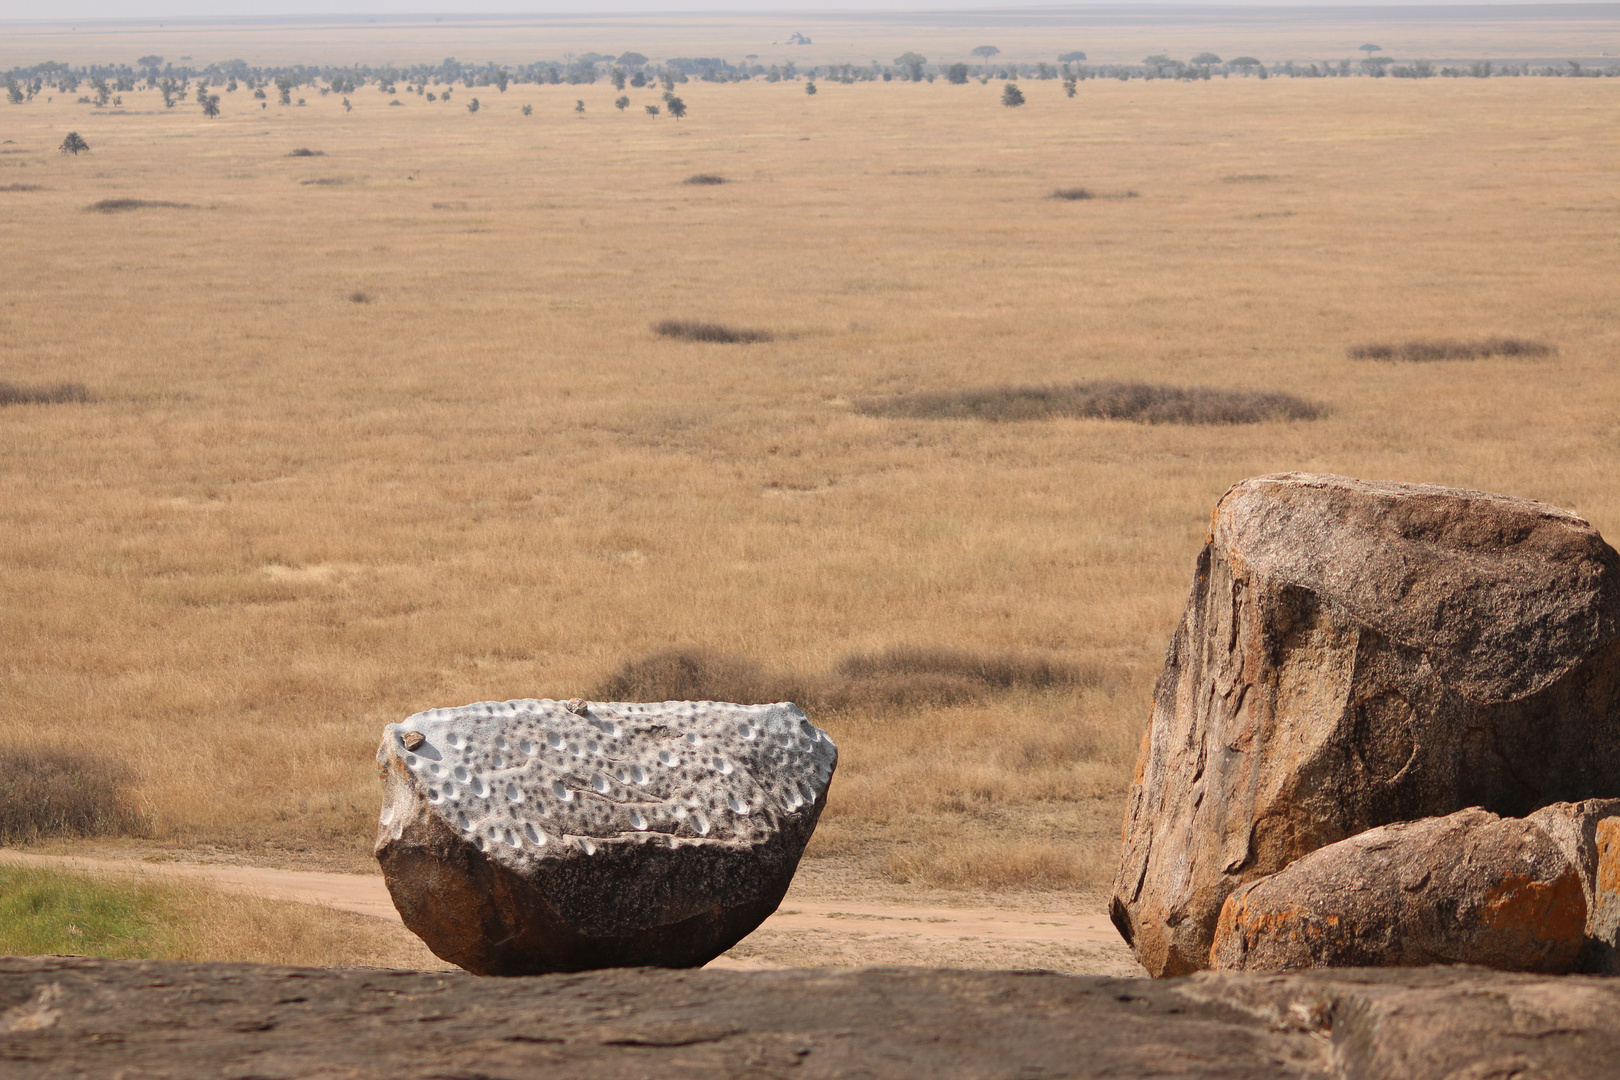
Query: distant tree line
[{"left": 4, "top": 46, "right": 1615, "bottom": 111}]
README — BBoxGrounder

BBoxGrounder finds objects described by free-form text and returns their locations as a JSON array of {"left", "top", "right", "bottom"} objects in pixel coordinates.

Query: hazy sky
[{"left": 0, "top": 0, "right": 1588, "bottom": 19}]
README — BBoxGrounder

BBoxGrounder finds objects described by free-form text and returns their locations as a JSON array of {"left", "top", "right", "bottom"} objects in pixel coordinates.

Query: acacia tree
[
  {"left": 895, "top": 52, "right": 926, "bottom": 81},
  {"left": 59, "top": 131, "right": 89, "bottom": 154},
  {"left": 201, "top": 93, "right": 221, "bottom": 117},
  {"left": 666, "top": 96, "right": 686, "bottom": 119},
  {"left": 972, "top": 45, "right": 1001, "bottom": 65},
  {"left": 614, "top": 95, "right": 630, "bottom": 110}
]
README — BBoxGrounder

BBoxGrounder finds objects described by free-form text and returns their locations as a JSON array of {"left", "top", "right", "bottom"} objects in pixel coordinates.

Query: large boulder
[
  {"left": 375, "top": 697, "right": 836, "bottom": 975},
  {"left": 1209, "top": 807, "right": 1588, "bottom": 972},
  {"left": 1113, "top": 473, "right": 1620, "bottom": 976}
]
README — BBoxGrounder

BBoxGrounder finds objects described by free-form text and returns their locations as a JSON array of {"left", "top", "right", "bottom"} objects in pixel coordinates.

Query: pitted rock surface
[
  {"left": 1113, "top": 473, "right": 1620, "bottom": 977},
  {"left": 376, "top": 698, "right": 835, "bottom": 975},
  {"left": 11, "top": 956, "right": 1620, "bottom": 1079}
]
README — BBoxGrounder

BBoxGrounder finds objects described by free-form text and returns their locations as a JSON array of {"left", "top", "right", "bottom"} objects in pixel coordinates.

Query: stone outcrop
[
  {"left": 11, "top": 956, "right": 1620, "bottom": 1079},
  {"left": 375, "top": 697, "right": 836, "bottom": 975},
  {"left": 1112, "top": 473, "right": 1620, "bottom": 976},
  {"left": 1209, "top": 807, "right": 1588, "bottom": 972}
]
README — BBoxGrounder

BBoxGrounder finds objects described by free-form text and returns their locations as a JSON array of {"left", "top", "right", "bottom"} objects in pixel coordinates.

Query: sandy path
[{"left": 0, "top": 850, "right": 1135, "bottom": 974}]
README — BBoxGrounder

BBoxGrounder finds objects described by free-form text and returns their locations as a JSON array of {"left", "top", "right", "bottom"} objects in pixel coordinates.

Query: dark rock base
[{"left": 6, "top": 956, "right": 1620, "bottom": 1078}]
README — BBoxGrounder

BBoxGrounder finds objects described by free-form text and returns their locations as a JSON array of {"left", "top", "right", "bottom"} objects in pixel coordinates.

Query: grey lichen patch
[{"left": 376, "top": 699, "right": 836, "bottom": 868}]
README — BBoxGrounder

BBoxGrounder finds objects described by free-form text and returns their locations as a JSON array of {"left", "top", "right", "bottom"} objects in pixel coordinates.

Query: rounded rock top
[{"left": 377, "top": 698, "right": 836, "bottom": 867}]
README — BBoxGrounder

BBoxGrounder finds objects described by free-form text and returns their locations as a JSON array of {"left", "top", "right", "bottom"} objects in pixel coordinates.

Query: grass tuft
[
  {"left": 0, "top": 183, "right": 45, "bottom": 192},
  {"left": 652, "top": 319, "right": 773, "bottom": 344},
  {"left": 299, "top": 177, "right": 347, "bottom": 187},
  {"left": 1051, "top": 187, "right": 1093, "bottom": 200},
  {"left": 1348, "top": 337, "right": 1555, "bottom": 362},
  {"left": 87, "top": 198, "right": 194, "bottom": 212},
  {"left": 0, "top": 381, "right": 93, "bottom": 406},
  {"left": 683, "top": 173, "right": 727, "bottom": 185},
  {"left": 857, "top": 381, "right": 1324, "bottom": 425},
  {"left": 348, "top": 291, "right": 372, "bottom": 304},
  {"left": 887, "top": 840, "right": 1097, "bottom": 889},
  {"left": 0, "top": 748, "right": 144, "bottom": 844},
  {"left": 0, "top": 865, "right": 446, "bottom": 967},
  {"left": 286, "top": 148, "right": 325, "bottom": 157},
  {"left": 592, "top": 646, "right": 1098, "bottom": 714}
]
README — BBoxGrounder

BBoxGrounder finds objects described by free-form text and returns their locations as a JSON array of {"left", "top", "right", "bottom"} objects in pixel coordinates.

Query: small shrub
[
  {"left": 1052, "top": 187, "right": 1092, "bottom": 200},
  {"left": 1348, "top": 337, "right": 1554, "bottom": 362},
  {"left": 684, "top": 173, "right": 726, "bottom": 185},
  {"left": 87, "top": 198, "right": 193, "bottom": 212},
  {"left": 590, "top": 645, "right": 1097, "bottom": 714},
  {"left": 856, "top": 381, "right": 1325, "bottom": 425},
  {"left": 299, "top": 177, "right": 346, "bottom": 187},
  {"left": 1002, "top": 83, "right": 1025, "bottom": 107},
  {"left": 0, "top": 747, "right": 144, "bottom": 844},
  {"left": 0, "top": 183, "right": 44, "bottom": 191},
  {"left": 652, "top": 319, "right": 773, "bottom": 344},
  {"left": 348, "top": 291, "right": 371, "bottom": 303},
  {"left": 592, "top": 650, "right": 798, "bottom": 707},
  {"left": 0, "top": 380, "right": 92, "bottom": 406},
  {"left": 285, "top": 148, "right": 324, "bottom": 157}
]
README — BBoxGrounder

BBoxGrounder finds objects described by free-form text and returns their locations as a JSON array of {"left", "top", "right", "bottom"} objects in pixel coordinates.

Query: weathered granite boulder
[
  {"left": 375, "top": 697, "right": 836, "bottom": 975},
  {"left": 1209, "top": 807, "right": 1587, "bottom": 972},
  {"left": 1113, "top": 473, "right": 1620, "bottom": 976}
]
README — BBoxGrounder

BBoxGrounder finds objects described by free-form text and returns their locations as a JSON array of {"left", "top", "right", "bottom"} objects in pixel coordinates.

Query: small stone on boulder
[
  {"left": 1209, "top": 807, "right": 1587, "bottom": 972},
  {"left": 375, "top": 697, "right": 836, "bottom": 975}
]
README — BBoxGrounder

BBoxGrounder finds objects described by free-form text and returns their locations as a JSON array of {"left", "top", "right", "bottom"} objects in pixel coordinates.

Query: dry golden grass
[{"left": 2, "top": 32, "right": 1619, "bottom": 893}]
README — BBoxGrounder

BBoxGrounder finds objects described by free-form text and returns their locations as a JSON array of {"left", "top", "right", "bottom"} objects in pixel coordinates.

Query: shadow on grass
[
  {"left": 592, "top": 646, "right": 1102, "bottom": 714},
  {"left": 856, "top": 381, "right": 1324, "bottom": 425},
  {"left": 652, "top": 319, "right": 773, "bottom": 344},
  {"left": 0, "top": 381, "right": 92, "bottom": 406},
  {"left": 87, "top": 199, "right": 195, "bottom": 212},
  {"left": 1348, "top": 338, "right": 1554, "bottom": 362}
]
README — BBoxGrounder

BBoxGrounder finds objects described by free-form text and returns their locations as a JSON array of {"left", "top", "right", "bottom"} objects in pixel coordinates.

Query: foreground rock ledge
[
  {"left": 376, "top": 698, "right": 836, "bottom": 974},
  {"left": 1113, "top": 473, "right": 1620, "bottom": 977},
  {"left": 7, "top": 956, "right": 1620, "bottom": 1079}
]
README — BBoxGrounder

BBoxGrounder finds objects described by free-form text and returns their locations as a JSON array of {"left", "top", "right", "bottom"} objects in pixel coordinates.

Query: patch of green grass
[{"left": 0, "top": 866, "right": 171, "bottom": 959}]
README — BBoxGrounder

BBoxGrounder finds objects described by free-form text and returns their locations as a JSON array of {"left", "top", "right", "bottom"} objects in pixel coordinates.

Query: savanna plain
[{"left": 3, "top": 19, "right": 1620, "bottom": 972}]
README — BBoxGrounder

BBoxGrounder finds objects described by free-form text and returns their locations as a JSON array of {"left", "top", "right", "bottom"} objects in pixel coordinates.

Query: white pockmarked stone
[{"left": 376, "top": 698, "right": 836, "bottom": 975}]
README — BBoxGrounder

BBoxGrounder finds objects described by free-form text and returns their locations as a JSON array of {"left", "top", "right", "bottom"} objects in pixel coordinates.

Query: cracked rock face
[
  {"left": 375, "top": 698, "right": 836, "bottom": 975},
  {"left": 1210, "top": 807, "right": 1589, "bottom": 973},
  {"left": 1112, "top": 473, "right": 1620, "bottom": 977}
]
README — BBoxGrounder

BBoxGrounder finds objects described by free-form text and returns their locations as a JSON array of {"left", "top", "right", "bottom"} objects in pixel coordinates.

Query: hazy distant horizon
[{"left": 5, "top": 0, "right": 1618, "bottom": 22}]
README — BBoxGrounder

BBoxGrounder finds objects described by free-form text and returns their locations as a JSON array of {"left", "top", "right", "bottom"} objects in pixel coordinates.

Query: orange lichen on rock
[{"left": 1209, "top": 808, "right": 1588, "bottom": 973}]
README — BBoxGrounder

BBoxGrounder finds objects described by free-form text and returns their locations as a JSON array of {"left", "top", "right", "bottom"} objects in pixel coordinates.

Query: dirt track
[{"left": 0, "top": 850, "right": 1142, "bottom": 976}]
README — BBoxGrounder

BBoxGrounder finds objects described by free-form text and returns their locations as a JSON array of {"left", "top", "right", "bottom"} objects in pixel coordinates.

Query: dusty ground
[{"left": 0, "top": 846, "right": 1143, "bottom": 977}]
